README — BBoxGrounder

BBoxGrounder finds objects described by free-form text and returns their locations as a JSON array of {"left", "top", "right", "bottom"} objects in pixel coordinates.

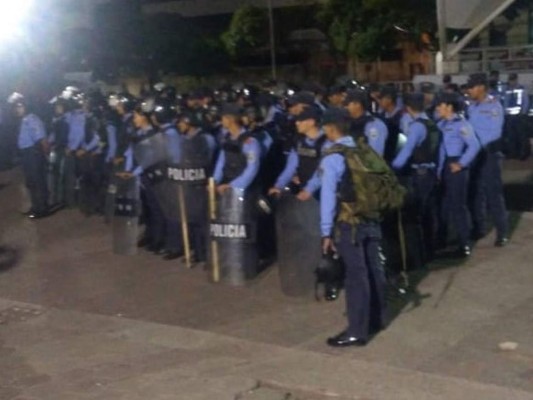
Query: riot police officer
[
  {"left": 319, "top": 107, "right": 387, "bottom": 347},
  {"left": 48, "top": 96, "right": 70, "bottom": 207},
  {"left": 466, "top": 73, "right": 509, "bottom": 247},
  {"left": 175, "top": 111, "right": 217, "bottom": 263},
  {"left": 378, "top": 86, "right": 404, "bottom": 163},
  {"left": 8, "top": 93, "right": 50, "bottom": 219},
  {"left": 268, "top": 106, "right": 327, "bottom": 201},
  {"left": 213, "top": 104, "right": 261, "bottom": 193},
  {"left": 343, "top": 89, "right": 388, "bottom": 156}
]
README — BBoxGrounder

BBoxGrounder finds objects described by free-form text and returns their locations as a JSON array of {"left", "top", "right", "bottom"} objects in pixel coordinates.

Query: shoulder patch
[
  {"left": 460, "top": 127, "right": 470, "bottom": 137},
  {"left": 368, "top": 127, "right": 379, "bottom": 139}
]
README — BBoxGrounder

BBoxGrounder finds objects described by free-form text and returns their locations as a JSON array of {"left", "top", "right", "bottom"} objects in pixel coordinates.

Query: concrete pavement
[{"left": 0, "top": 162, "right": 532, "bottom": 400}]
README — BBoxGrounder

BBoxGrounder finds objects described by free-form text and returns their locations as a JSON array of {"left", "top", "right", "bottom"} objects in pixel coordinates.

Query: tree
[
  {"left": 318, "top": 0, "right": 436, "bottom": 64},
  {"left": 221, "top": 4, "right": 269, "bottom": 58}
]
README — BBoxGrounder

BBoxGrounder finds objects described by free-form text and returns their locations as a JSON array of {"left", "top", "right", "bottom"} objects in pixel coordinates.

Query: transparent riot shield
[
  {"left": 112, "top": 176, "right": 140, "bottom": 255},
  {"left": 209, "top": 187, "right": 259, "bottom": 285},
  {"left": 276, "top": 192, "right": 321, "bottom": 297}
]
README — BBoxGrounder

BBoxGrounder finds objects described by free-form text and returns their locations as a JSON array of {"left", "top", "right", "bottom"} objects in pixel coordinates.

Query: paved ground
[{"left": 0, "top": 161, "right": 532, "bottom": 400}]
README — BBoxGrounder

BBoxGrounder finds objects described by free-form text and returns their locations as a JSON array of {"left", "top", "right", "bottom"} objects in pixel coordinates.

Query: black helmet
[
  {"left": 153, "top": 99, "right": 176, "bottom": 124},
  {"left": 243, "top": 105, "right": 264, "bottom": 124},
  {"left": 154, "top": 83, "right": 177, "bottom": 102},
  {"left": 108, "top": 92, "right": 136, "bottom": 113},
  {"left": 60, "top": 86, "right": 85, "bottom": 109}
]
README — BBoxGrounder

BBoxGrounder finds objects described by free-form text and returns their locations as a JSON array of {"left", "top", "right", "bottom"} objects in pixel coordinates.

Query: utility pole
[{"left": 267, "top": 0, "right": 277, "bottom": 80}]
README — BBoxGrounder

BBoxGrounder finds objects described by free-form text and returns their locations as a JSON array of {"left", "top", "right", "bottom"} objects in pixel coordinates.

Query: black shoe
[
  {"left": 163, "top": 251, "right": 183, "bottom": 261},
  {"left": 325, "top": 285, "right": 340, "bottom": 301},
  {"left": 147, "top": 243, "right": 164, "bottom": 253},
  {"left": 495, "top": 237, "right": 509, "bottom": 247},
  {"left": 471, "top": 230, "right": 486, "bottom": 241},
  {"left": 457, "top": 245, "right": 471, "bottom": 258},
  {"left": 137, "top": 237, "right": 151, "bottom": 248},
  {"left": 28, "top": 211, "right": 50, "bottom": 220},
  {"left": 327, "top": 331, "right": 367, "bottom": 348}
]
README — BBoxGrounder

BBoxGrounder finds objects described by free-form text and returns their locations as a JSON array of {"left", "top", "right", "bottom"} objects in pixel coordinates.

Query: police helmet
[
  {"left": 153, "top": 99, "right": 176, "bottom": 124},
  {"left": 7, "top": 92, "right": 26, "bottom": 107},
  {"left": 108, "top": 92, "right": 136, "bottom": 113}
]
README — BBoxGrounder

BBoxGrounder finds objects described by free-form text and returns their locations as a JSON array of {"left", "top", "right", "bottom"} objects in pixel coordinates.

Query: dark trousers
[
  {"left": 441, "top": 163, "right": 471, "bottom": 247},
  {"left": 64, "top": 153, "right": 78, "bottom": 208},
  {"left": 20, "top": 147, "right": 49, "bottom": 213},
  {"left": 165, "top": 219, "right": 184, "bottom": 253},
  {"left": 189, "top": 222, "right": 207, "bottom": 261},
  {"left": 471, "top": 150, "right": 508, "bottom": 238},
  {"left": 336, "top": 222, "right": 387, "bottom": 339},
  {"left": 141, "top": 178, "right": 167, "bottom": 247},
  {"left": 78, "top": 154, "right": 105, "bottom": 215},
  {"left": 48, "top": 149, "right": 66, "bottom": 206}
]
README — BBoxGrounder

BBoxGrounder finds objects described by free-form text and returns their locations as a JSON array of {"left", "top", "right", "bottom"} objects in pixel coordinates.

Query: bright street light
[{"left": 0, "top": 0, "right": 34, "bottom": 41}]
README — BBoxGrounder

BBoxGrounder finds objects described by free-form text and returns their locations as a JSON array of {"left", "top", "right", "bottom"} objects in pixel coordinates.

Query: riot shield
[
  {"left": 112, "top": 176, "right": 140, "bottom": 255},
  {"left": 133, "top": 132, "right": 168, "bottom": 172},
  {"left": 209, "top": 187, "right": 259, "bottom": 285},
  {"left": 104, "top": 165, "right": 118, "bottom": 224},
  {"left": 275, "top": 193, "right": 321, "bottom": 297}
]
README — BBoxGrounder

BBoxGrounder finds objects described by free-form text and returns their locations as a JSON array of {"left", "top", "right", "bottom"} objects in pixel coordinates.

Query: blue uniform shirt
[
  {"left": 399, "top": 112, "right": 413, "bottom": 134},
  {"left": 467, "top": 95, "right": 504, "bottom": 148},
  {"left": 18, "top": 113, "right": 46, "bottom": 150},
  {"left": 124, "top": 127, "right": 152, "bottom": 176},
  {"left": 105, "top": 124, "right": 117, "bottom": 163},
  {"left": 392, "top": 112, "right": 429, "bottom": 170},
  {"left": 364, "top": 115, "right": 388, "bottom": 156},
  {"left": 437, "top": 115, "right": 481, "bottom": 177},
  {"left": 319, "top": 135, "right": 356, "bottom": 237},
  {"left": 161, "top": 123, "right": 181, "bottom": 163},
  {"left": 67, "top": 109, "right": 86, "bottom": 151},
  {"left": 213, "top": 129, "right": 261, "bottom": 190}
]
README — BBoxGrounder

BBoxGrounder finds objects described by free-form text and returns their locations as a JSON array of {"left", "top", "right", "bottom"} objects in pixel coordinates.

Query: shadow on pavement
[{"left": 0, "top": 246, "right": 21, "bottom": 273}]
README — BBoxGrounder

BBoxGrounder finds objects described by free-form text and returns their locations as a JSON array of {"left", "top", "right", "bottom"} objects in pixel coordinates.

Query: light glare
[{"left": 0, "top": 0, "right": 33, "bottom": 40}]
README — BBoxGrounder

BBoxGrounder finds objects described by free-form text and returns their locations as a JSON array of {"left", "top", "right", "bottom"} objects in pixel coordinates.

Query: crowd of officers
[{"left": 6, "top": 70, "right": 518, "bottom": 347}]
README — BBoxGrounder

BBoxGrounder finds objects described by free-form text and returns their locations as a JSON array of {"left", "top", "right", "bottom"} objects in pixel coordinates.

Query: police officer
[
  {"left": 319, "top": 107, "right": 387, "bottom": 347},
  {"left": 176, "top": 111, "right": 217, "bottom": 263},
  {"left": 109, "top": 93, "right": 137, "bottom": 171},
  {"left": 48, "top": 96, "right": 70, "bottom": 206},
  {"left": 8, "top": 93, "right": 50, "bottom": 219},
  {"left": 213, "top": 103, "right": 261, "bottom": 194},
  {"left": 466, "top": 73, "right": 509, "bottom": 246},
  {"left": 504, "top": 73, "right": 529, "bottom": 115},
  {"left": 378, "top": 86, "right": 404, "bottom": 163},
  {"left": 268, "top": 106, "right": 327, "bottom": 201},
  {"left": 436, "top": 93, "right": 481, "bottom": 257},
  {"left": 343, "top": 89, "right": 388, "bottom": 156},
  {"left": 155, "top": 99, "right": 185, "bottom": 260},
  {"left": 118, "top": 101, "right": 167, "bottom": 255},
  {"left": 392, "top": 93, "right": 440, "bottom": 261},
  {"left": 63, "top": 88, "right": 86, "bottom": 208}
]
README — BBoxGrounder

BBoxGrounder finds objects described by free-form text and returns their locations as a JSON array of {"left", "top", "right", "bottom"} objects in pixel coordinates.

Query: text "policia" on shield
[
  {"left": 167, "top": 167, "right": 207, "bottom": 182},
  {"left": 209, "top": 223, "right": 253, "bottom": 241}
]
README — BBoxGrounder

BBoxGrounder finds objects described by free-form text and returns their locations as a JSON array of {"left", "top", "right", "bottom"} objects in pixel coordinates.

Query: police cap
[
  {"left": 321, "top": 107, "right": 351, "bottom": 126},
  {"left": 294, "top": 106, "right": 321, "bottom": 122},
  {"left": 220, "top": 103, "right": 243, "bottom": 117},
  {"left": 287, "top": 91, "right": 315, "bottom": 107}
]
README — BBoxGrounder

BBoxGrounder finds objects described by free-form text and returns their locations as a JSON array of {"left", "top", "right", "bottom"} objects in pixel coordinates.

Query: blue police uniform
[
  {"left": 392, "top": 112, "right": 439, "bottom": 261},
  {"left": 320, "top": 135, "right": 387, "bottom": 340},
  {"left": 467, "top": 95, "right": 508, "bottom": 241},
  {"left": 364, "top": 115, "right": 388, "bottom": 156},
  {"left": 105, "top": 124, "right": 118, "bottom": 164},
  {"left": 160, "top": 123, "right": 185, "bottom": 255},
  {"left": 18, "top": 113, "right": 49, "bottom": 214},
  {"left": 273, "top": 130, "right": 330, "bottom": 195},
  {"left": 437, "top": 115, "right": 481, "bottom": 248},
  {"left": 64, "top": 109, "right": 86, "bottom": 207},
  {"left": 213, "top": 129, "right": 261, "bottom": 190}
]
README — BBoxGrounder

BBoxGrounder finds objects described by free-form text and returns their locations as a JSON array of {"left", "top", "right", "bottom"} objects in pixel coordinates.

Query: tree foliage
[
  {"left": 221, "top": 4, "right": 269, "bottom": 58},
  {"left": 318, "top": 0, "right": 436, "bottom": 62}
]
